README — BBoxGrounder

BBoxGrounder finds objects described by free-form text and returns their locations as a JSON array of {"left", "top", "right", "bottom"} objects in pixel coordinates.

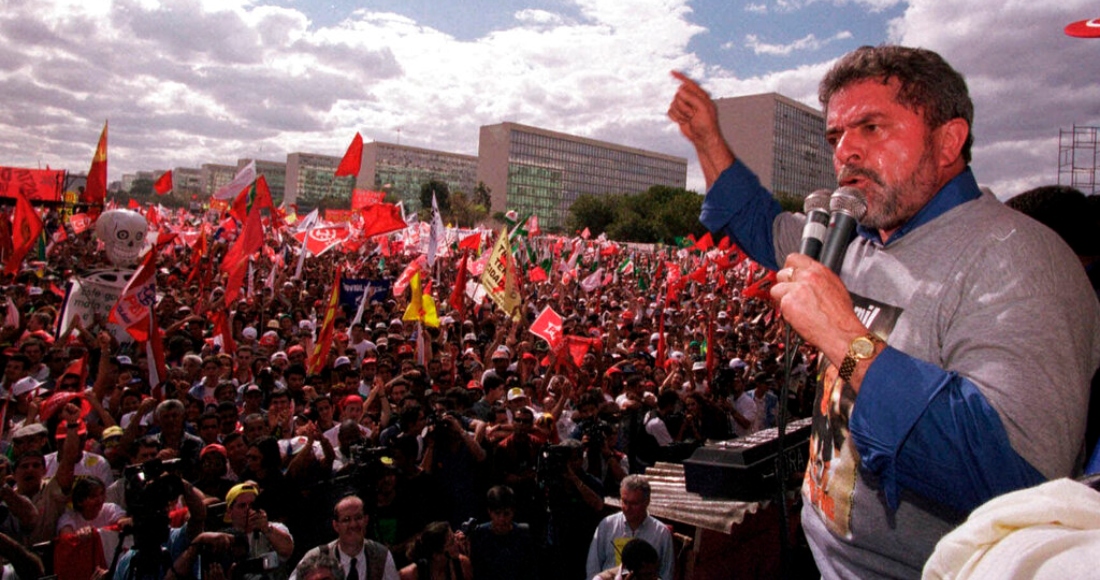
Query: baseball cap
[
  {"left": 507, "top": 387, "right": 527, "bottom": 401},
  {"left": 224, "top": 483, "right": 260, "bottom": 522},
  {"left": 333, "top": 356, "right": 352, "bottom": 369}
]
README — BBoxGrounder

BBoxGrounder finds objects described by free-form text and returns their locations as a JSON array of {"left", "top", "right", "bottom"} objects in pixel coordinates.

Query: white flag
[
  {"left": 427, "top": 193, "right": 444, "bottom": 267},
  {"left": 213, "top": 161, "right": 256, "bottom": 200}
]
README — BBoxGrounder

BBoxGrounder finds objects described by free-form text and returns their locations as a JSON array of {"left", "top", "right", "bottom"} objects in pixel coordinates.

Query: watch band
[{"left": 838, "top": 333, "right": 883, "bottom": 383}]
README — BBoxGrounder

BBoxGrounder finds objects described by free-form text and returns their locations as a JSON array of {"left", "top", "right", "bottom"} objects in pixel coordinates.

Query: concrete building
[
  {"left": 477, "top": 122, "right": 687, "bottom": 231},
  {"left": 286, "top": 152, "right": 355, "bottom": 208},
  {"left": 713, "top": 92, "right": 835, "bottom": 198},
  {"left": 201, "top": 163, "right": 238, "bottom": 198},
  {"left": 237, "top": 158, "right": 287, "bottom": 205},
  {"left": 355, "top": 141, "right": 479, "bottom": 214}
]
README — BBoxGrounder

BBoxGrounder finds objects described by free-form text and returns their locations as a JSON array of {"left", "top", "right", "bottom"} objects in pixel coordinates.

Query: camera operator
[
  {"left": 420, "top": 401, "right": 486, "bottom": 528},
  {"left": 540, "top": 439, "right": 604, "bottom": 580},
  {"left": 114, "top": 463, "right": 208, "bottom": 579}
]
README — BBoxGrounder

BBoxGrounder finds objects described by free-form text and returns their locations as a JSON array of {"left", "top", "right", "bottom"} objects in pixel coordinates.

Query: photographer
[
  {"left": 114, "top": 467, "right": 207, "bottom": 579},
  {"left": 219, "top": 482, "right": 294, "bottom": 580},
  {"left": 420, "top": 401, "right": 486, "bottom": 528},
  {"left": 541, "top": 439, "right": 604, "bottom": 580}
]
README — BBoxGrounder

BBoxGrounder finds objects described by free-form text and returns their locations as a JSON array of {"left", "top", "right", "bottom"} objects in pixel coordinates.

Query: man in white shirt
[
  {"left": 586, "top": 475, "right": 674, "bottom": 580},
  {"left": 291, "top": 494, "right": 399, "bottom": 580}
]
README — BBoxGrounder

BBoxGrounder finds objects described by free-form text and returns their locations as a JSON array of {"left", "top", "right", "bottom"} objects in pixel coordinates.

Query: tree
[
  {"left": 566, "top": 193, "right": 619, "bottom": 236},
  {"left": 420, "top": 180, "right": 451, "bottom": 215},
  {"left": 129, "top": 177, "right": 153, "bottom": 198},
  {"left": 566, "top": 185, "right": 706, "bottom": 243},
  {"left": 447, "top": 190, "right": 488, "bottom": 227},
  {"left": 473, "top": 181, "right": 492, "bottom": 211}
]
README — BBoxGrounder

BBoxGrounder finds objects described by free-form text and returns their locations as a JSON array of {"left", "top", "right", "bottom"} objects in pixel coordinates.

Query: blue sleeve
[
  {"left": 850, "top": 347, "right": 1046, "bottom": 514},
  {"left": 699, "top": 161, "right": 784, "bottom": 271}
]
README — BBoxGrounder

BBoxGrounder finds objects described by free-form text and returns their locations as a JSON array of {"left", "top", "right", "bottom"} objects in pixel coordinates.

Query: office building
[
  {"left": 201, "top": 163, "right": 238, "bottom": 198},
  {"left": 477, "top": 122, "right": 687, "bottom": 231},
  {"left": 713, "top": 93, "right": 835, "bottom": 198},
  {"left": 238, "top": 158, "right": 287, "bottom": 205},
  {"left": 286, "top": 152, "right": 355, "bottom": 208},
  {"left": 355, "top": 141, "right": 479, "bottom": 214}
]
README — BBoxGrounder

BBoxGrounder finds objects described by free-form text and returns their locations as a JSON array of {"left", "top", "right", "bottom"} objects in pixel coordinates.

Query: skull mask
[{"left": 95, "top": 209, "right": 148, "bottom": 267}]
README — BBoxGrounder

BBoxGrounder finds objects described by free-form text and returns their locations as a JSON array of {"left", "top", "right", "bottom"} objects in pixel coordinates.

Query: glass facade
[
  {"left": 291, "top": 153, "right": 355, "bottom": 208},
  {"left": 503, "top": 127, "right": 687, "bottom": 230},
  {"left": 772, "top": 99, "right": 835, "bottom": 196},
  {"left": 370, "top": 144, "right": 478, "bottom": 213}
]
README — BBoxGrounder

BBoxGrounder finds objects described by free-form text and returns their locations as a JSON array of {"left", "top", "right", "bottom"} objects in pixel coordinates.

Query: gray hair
[
  {"left": 621, "top": 474, "right": 651, "bottom": 501},
  {"left": 295, "top": 550, "right": 345, "bottom": 580}
]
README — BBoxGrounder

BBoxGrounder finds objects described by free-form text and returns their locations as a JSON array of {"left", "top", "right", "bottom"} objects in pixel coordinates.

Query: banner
[
  {"left": 339, "top": 278, "right": 391, "bottom": 310},
  {"left": 294, "top": 225, "right": 350, "bottom": 257},
  {"left": 57, "top": 270, "right": 139, "bottom": 345},
  {"left": 481, "top": 228, "right": 521, "bottom": 321},
  {"left": 0, "top": 167, "right": 64, "bottom": 202}
]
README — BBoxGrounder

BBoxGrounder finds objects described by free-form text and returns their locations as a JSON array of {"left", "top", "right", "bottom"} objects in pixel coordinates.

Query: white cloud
[
  {"left": 745, "top": 3, "right": 768, "bottom": 14},
  {"left": 0, "top": 0, "right": 709, "bottom": 185},
  {"left": 745, "top": 31, "right": 852, "bottom": 56}
]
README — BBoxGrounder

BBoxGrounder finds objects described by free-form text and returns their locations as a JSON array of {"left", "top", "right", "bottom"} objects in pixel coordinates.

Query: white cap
[
  {"left": 692, "top": 361, "right": 707, "bottom": 371},
  {"left": 729, "top": 358, "right": 747, "bottom": 370},
  {"left": 12, "top": 376, "right": 41, "bottom": 397},
  {"left": 242, "top": 327, "right": 258, "bottom": 340},
  {"left": 333, "top": 356, "right": 352, "bottom": 369}
]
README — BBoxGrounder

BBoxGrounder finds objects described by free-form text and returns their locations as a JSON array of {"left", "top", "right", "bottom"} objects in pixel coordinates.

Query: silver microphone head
[
  {"left": 803, "top": 189, "right": 831, "bottom": 214},
  {"left": 829, "top": 186, "right": 868, "bottom": 220}
]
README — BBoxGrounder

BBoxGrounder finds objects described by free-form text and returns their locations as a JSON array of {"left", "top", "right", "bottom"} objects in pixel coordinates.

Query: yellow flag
[
  {"left": 480, "top": 227, "right": 522, "bottom": 321},
  {"left": 403, "top": 272, "right": 440, "bottom": 328}
]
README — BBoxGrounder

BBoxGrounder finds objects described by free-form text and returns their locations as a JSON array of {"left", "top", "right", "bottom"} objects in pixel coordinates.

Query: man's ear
[{"left": 936, "top": 118, "right": 970, "bottom": 168}]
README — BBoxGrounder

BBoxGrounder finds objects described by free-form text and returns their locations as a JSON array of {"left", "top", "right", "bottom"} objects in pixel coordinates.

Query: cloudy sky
[{"left": 1, "top": 0, "right": 1098, "bottom": 198}]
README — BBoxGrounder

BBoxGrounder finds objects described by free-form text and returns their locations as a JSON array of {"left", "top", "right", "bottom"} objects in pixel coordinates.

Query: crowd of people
[
  {"left": 1, "top": 42, "right": 1098, "bottom": 580},
  {"left": 0, "top": 183, "right": 815, "bottom": 579}
]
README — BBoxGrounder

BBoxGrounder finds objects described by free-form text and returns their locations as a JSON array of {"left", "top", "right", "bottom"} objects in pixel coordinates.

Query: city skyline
[{"left": 1, "top": 1, "right": 1098, "bottom": 199}]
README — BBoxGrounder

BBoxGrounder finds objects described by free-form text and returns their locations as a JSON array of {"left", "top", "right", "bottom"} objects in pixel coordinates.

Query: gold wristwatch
[{"left": 838, "top": 333, "right": 884, "bottom": 383}]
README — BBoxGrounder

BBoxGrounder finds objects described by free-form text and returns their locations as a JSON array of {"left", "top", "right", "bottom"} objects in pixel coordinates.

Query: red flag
[
  {"left": 527, "top": 265, "right": 548, "bottom": 283},
  {"left": 70, "top": 213, "right": 92, "bottom": 234},
  {"left": 82, "top": 122, "right": 108, "bottom": 213},
  {"left": 309, "top": 265, "right": 343, "bottom": 374},
  {"left": 5, "top": 189, "right": 43, "bottom": 275},
  {"left": 335, "top": 132, "right": 364, "bottom": 177},
  {"left": 692, "top": 232, "right": 714, "bottom": 252},
  {"left": 109, "top": 249, "right": 158, "bottom": 341},
  {"left": 127, "top": 199, "right": 141, "bottom": 210},
  {"left": 146, "top": 205, "right": 160, "bottom": 230},
  {"left": 360, "top": 203, "right": 407, "bottom": 238},
  {"left": 530, "top": 306, "right": 564, "bottom": 349},
  {"left": 685, "top": 265, "right": 708, "bottom": 284},
  {"left": 351, "top": 189, "right": 385, "bottom": 210},
  {"left": 743, "top": 270, "right": 778, "bottom": 301},
  {"left": 211, "top": 310, "right": 236, "bottom": 355},
  {"left": 293, "top": 225, "right": 350, "bottom": 256},
  {"left": 718, "top": 236, "right": 730, "bottom": 251},
  {"left": 449, "top": 251, "right": 468, "bottom": 317},
  {"left": 229, "top": 176, "right": 275, "bottom": 224},
  {"left": 221, "top": 199, "right": 264, "bottom": 306},
  {"left": 458, "top": 232, "right": 482, "bottom": 251},
  {"left": 656, "top": 307, "right": 667, "bottom": 369},
  {"left": 154, "top": 170, "right": 173, "bottom": 195}
]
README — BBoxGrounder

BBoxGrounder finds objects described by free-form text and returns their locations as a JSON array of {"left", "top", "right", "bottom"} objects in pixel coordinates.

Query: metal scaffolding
[{"left": 1058, "top": 125, "right": 1100, "bottom": 194}]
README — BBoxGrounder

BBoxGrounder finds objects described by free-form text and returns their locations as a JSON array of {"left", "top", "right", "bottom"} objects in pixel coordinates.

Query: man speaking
[{"left": 669, "top": 45, "right": 1100, "bottom": 578}]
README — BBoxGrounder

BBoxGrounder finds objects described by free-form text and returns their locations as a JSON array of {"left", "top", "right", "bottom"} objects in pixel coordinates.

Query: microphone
[
  {"left": 818, "top": 186, "right": 867, "bottom": 274},
  {"left": 798, "top": 189, "right": 832, "bottom": 260}
]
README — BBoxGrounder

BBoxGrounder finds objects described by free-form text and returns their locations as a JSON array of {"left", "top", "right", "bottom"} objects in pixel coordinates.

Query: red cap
[{"left": 201, "top": 443, "right": 227, "bottom": 459}]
